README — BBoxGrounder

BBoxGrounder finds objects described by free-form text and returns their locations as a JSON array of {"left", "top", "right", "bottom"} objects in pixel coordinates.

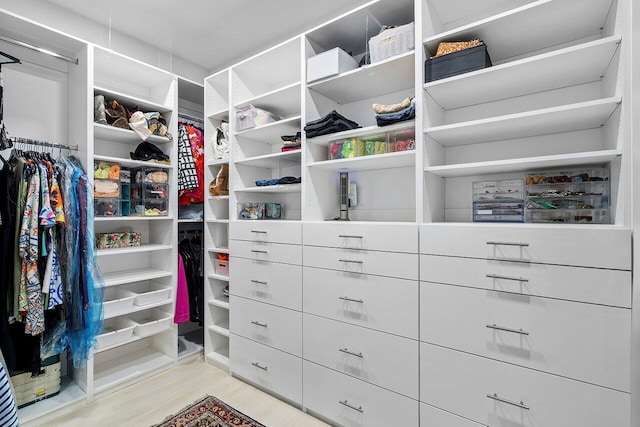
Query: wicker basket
[{"left": 369, "top": 22, "right": 415, "bottom": 63}]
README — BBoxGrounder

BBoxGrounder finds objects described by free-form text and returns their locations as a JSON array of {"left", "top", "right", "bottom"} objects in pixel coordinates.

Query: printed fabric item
[
  {"left": 38, "top": 164, "right": 56, "bottom": 227},
  {"left": 177, "top": 124, "right": 199, "bottom": 191},
  {"left": 179, "top": 125, "right": 205, "bottom": 205}
]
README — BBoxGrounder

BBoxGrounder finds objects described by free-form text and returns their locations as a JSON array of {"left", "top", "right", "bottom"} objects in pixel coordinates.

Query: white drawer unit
[
  {"left": 303, "top": 245, "right": 419, "bottom": 281},
  {"left": 303, "top": 361, "right": 419, "bottom": 427},
  {"left": 229, "top": 257, "right": 302, "bottom": 310},
  {"left": 303, "top": 267, "right": 419, "bottom": 339},
  {"left": 420, "top": 282, "right": 630, "bottom": 392},
  {"left": 230, "top": 335, "right": 302, "bottom": 405},
  {"left": 420, "top": 343, "right": 630, "bottom": 427},
  {"left": 421, "top": 254, "right": 632, "bottom": 308},
  {"left": 420, "top": 224, "right": 632, "bottom": 270},
  {"left": 421, "top": 403, "right": 483, "bottom": 427},
  {"left": 303, "top": 313, "right": 419, "bottom": 399},
  {"left": 230, "top": 296, "right": 302, "bottom": 357},
  {"left": 303, "top": 222, "right": 418, "bottom": 253},
  {"left": 230, "top": 220, "right": 302, "bottom": 245},
  {"left": 230, "top": 239, "right": 302, "bottom": 265}
]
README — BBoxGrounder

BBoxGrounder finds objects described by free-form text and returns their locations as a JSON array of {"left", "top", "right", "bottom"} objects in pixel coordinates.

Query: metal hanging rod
[
  {"left": 178, "top": 112, "right": 204, "bottom": 123},
  {"left": 0, "top": 34, "right": 78, "bottom": 65},
  {"left": 10, "top": 137, "right": 78, "bottom": 151}
]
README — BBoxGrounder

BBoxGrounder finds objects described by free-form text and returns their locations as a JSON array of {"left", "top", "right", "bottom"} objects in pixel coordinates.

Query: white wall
[{"left": 0, "top": 0, "right": 207, "bottom": 82}]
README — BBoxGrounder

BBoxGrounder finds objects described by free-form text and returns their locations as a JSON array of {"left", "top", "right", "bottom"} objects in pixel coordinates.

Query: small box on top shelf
[
  {"left": 368, "top": 22, "right": 415, "bottom": 63},
  {"left": 425, "top": 40, "right": 492, "bottom": 82},
  {"left": 307, "top": 47, "right": 360, "bottom": 82}
]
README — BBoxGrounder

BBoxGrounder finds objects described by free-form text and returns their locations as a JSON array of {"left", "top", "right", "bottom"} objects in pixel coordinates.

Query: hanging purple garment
[{"left": 174, "top": 254, "right": 190, "bottom": 323}]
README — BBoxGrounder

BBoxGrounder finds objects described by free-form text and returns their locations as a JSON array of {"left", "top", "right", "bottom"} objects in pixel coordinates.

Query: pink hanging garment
[{"left": 174, "top": 254, "right": 190, "bottom": 323}]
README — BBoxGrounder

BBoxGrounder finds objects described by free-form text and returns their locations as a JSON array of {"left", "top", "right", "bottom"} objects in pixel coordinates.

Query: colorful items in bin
[
  {"left": 235, "top": 104, "right": 281, "bottom": 131},
  {"left": 238, "top": 202, "right": 283, "bottom": 220},
  {"left": 96, "top": 231, "right": 142, "bottom": 249},
  {"left": 94, "top": 161, "right": 120, "bottom": 180},
  {"left": 93, "top": 179, "right": 120, "bottom": 198},
  {"left": 425, "top": 40, "right": 492, "bottom": 82},
  {"left": 215, "top": 253, "right": 229, "bottom": 276},
  {"left": 524, "top": 168, "right": 610, "bottom": 224},
  {"left": 209, "top": 164, "right": 229, "bottom": 196},
  {"left": 304, "top": 110, "right": 360, "bottom": 138},
  {"left": 94, "top": 199, "right": 120, "bottom": 216},
  {"left": 472, "top": 179, "right": 524, "bottom": 223}
]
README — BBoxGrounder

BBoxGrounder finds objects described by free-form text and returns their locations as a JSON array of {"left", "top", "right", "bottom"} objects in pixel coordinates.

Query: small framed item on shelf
[
  {"left": 525, "top": 168, "right": 610, "bottom": 224},
  {"left": 472, "top": 179, "right": 524, "bottom": 223}
]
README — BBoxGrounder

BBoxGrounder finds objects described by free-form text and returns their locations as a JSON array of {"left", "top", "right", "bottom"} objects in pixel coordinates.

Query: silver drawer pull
[
  {"left": 251, "top": 362, "right": 268, "bottom": 371},
  {"left": 251, "top": 279, "right": 268, "bottom": 285},
  {"left": 486, "top": 241, "right": 529, "bottom": 247},
  {"left": 339, "top": 235, "right": 363, "bottom": 239},
  {"left": 339, "top": 296, "right": 364, "bottom": 304},
  {"left": 251, "top": 321, "right": 268, "bottom": 328},
  {"left": 251, "top": 230, "right": 267, "bottom": 234},
  {"left": 339, "top": 259, "right": 363, "bottom": 264},
  {"left": 339, "top": 400, "right": 363, "bottom": 413},
  {"left": 251, "top": 250, "right": 268, "bottom": 254},
  {"left": 486, "top": 324, "right": 529, "bottom": 336},
  {"left": 486, "top": 393, "right": 530, "bottom": 410},
  {"left": 339, "top": 348, "right": 364, "bottom": 358},
  {"left": 486, "top": 274, "right": 529, "bottom": 282}
]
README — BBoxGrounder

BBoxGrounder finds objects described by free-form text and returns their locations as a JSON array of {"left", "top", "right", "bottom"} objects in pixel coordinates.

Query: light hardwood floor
[{"left": 41, "top": 357, "right": 329, "bottom": 427}]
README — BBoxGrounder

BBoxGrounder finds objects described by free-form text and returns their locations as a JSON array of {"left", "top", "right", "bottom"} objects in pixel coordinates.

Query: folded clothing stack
[
  {"left": 281, "top": 131, "right": 301, "bottom": 152},
  {"left": 304, "top": 110, "right": 360, "bottom": 138},
  {"left": 372, "top": 97, "right": 415, "bottom": 127}
]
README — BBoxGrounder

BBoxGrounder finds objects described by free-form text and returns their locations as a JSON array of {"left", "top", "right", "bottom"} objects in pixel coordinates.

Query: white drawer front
[
  {"left": 303, "top": 267, "right": 418, "bottom": 339},
  {"left": 303, "top": 314, "right": 419, "bottom": 399},
  {"left": 230, "top": 239, "right": 302, "bottom": 265},
  {"left": 420, "top": 344, "right": 630, "bottom": 427},
  {"left": 420, "top": 224, "right": 631, "bottom": 270},
  {"left": 421, "top": 403, "right": 483, "bottom": 427},
  {"left": 230, "top": 220, "right": 302, "bottom": 244},
  {"left": 420, "top": 282, "right": 630, "bottom": 392},
  {"left": 303, "top": 222, "right": 418, "bottom": 253},
  {"left": 303, "top": 245, "right": 418, "bottom": 280},
  {"left": 230, "top": 334, "right": 302, "bottom": 404},
  {"left": 230, "top": 296, "right": 301, "bottom": 356},
  {"left": 421, "top": 254, "right": 631, "bottom": 308},
  {"left": 229, "top": 257, "right": 302, "bottom": 310},
  {"left": 303, "top": 361, "right": 419, "bottom": 427}
]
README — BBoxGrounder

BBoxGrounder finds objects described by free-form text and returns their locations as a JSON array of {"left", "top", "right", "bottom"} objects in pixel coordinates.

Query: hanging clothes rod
[
  {"left": 10, "top": 136, "right": 78, "bottom": 151},
  {"left": 0, "top": 34, "right": 78, "bottom": 65},
  {"left": 178, "top": 113, "right": 205, "bottom": 123}
]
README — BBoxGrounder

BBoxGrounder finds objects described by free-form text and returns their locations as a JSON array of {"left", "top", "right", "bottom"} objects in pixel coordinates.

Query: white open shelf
[
  {"left": 208, "top": 195, "right": 230, "bottom": 201},
  {"left": 308, "top": 51, "right": 414, "bottom": 104},
  {"left": 94, "top": 85, "right": 173, "bottom": 113},
  {"left": 207, "top": 108, "right": 229, "bottom": 121},
  {"left": 208, "top": 247, "right": 230, "bottom": 254},
  {"left": 236, "top": 183, "right": 302, "bottom": 193},
  {"left": 93, "top": 123, "right": 172, "bottom": 145},
  {"left": 205, "top": 219, "right": 230, "bottom": 224},
  {"left": 423, "top": 0, "right": 614, "bottom": 63},
  {"left": 102, "top": 298, "right": 172, "bottom": 321},
  {"left": 426, "top": 97, "right": 621, "bottom": 145},
  {"left": 93, "top": 154, "right": 173, "bottom": 169},
  {"left": 93, "top": 347, "right": 173, "bottom": 394},
  {"left": 207, "top": 158, "right": 229, "bottom": 166},
  {"left": 426, "top": 149, "right": 622, "bottom": 177},
  {"left": 102, "top": 268, "right": 173, "bottom": 287},
  {"left": 208, "top": 322, "right": 230, "bottom": 337},
  {"left": 208, "top": 273, "right": 230, "bottom": 282},
  {"left": 234, "top": 115, "right": 301, "bottom": 142},
  {"left": 95, "top": 216, "right": 174, "bottom": 222},
  {"left": 309, "top": 150, "right": 415, "bottom": 171},
  {"left": 209, "top": 298, "right": 230, "bottom": 309},
  {"left": 234, "top": 81, "right": 301, "bottom": 116},
  {"left": 97, "top": 244, "right": 172, "bottom": 257},
  {"left": 424, "top": 35, "right": 621, "bottom": 110},
  {"left": 178, "top": 218, "right": 204, "bottom": 223},
  {"left": 307, "top": 121, "right": 415, "bottom": 146},
  {"left": 235, "top": 149, "right": 301, "bottom": 169},
  {"left": 206, "top": 350, "right": 229, "bottom": 367}
]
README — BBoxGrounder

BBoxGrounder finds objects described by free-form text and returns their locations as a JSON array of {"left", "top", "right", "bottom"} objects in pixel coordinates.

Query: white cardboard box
[{"left": 307, "top": 47, "right": 359, "bottom": 83}]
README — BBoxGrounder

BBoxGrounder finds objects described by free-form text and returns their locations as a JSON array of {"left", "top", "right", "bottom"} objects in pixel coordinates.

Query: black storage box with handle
[{"left": 425, "top": 44, "right": 492, "bottom": 83}]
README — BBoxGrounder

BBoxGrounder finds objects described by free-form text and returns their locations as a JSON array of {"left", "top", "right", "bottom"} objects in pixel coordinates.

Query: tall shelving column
[
  {"left": 88, "top": 46, "right": 178, "bottom": 399},
  {"left": 203, "top": 69, "right": 232, "bottom": 369}
]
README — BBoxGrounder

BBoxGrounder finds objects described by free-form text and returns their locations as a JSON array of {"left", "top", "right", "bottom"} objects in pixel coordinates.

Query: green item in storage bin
[
  {"left": 374, "top": 140, "right": 387, "bottom": 155},
  {"left": 341, "top": 138, "right": 356, "bottom": 158},
  {"left": 355, "top": 139, "right": 365, "bottom": 157},
  {"left": 364, "top": 140, "right": 376, "bottom": 156}
]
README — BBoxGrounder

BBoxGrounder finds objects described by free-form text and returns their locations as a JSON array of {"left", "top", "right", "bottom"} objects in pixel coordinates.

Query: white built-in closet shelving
[
  {"left": 203, "top": 69, "right": 231, "bottom": 368},
  {"left": 88, "top": 46, "right": 178, "bottom": 399}
]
